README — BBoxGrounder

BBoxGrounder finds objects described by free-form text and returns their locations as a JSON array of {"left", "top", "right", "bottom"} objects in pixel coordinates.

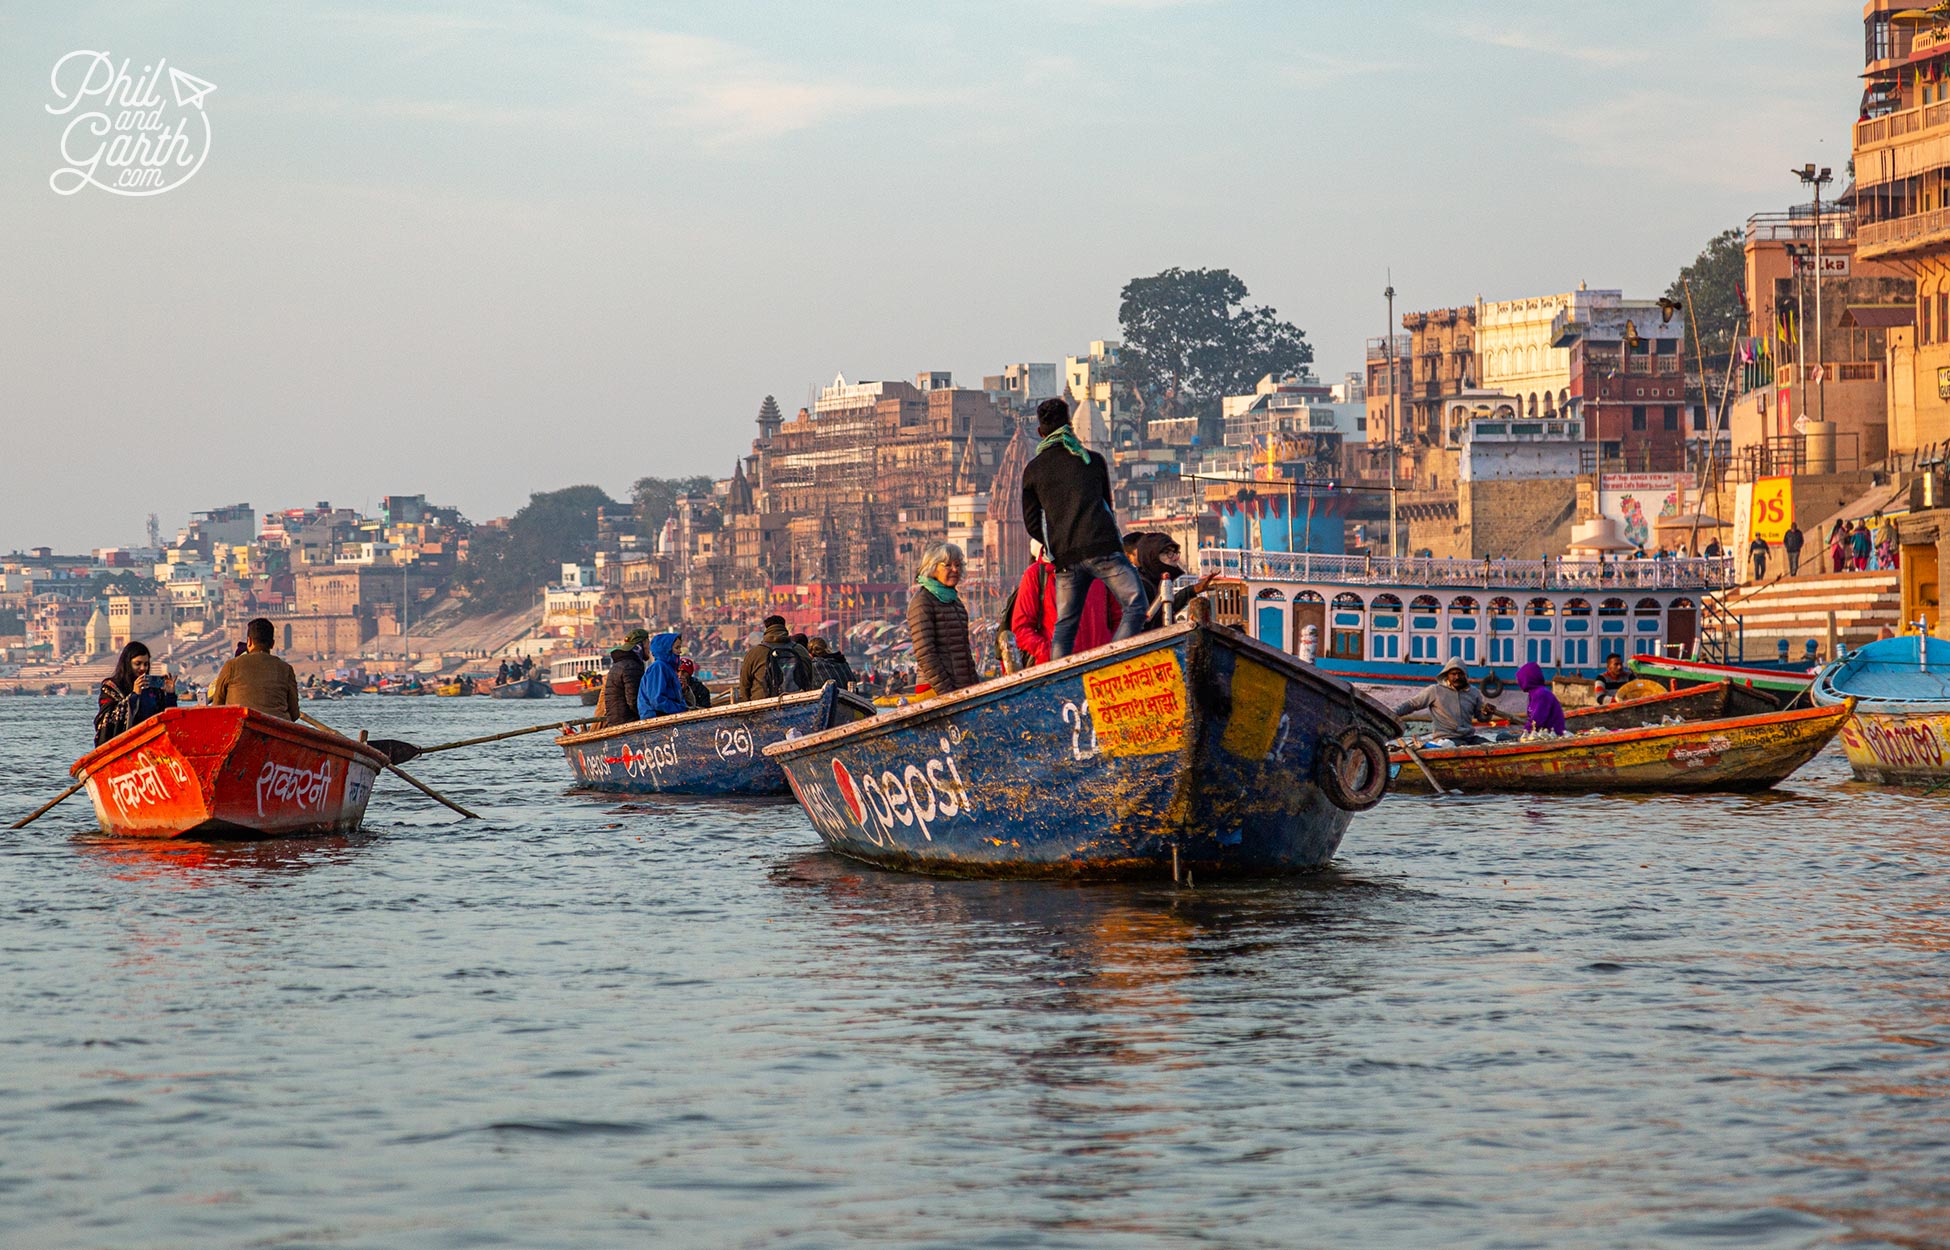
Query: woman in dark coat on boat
[
  {"left": 95, "top": 641, "right": 178, "bottom": 747},
  {"left": 597, "top": 629, "right": 648, "bottom": 729},
  {"left": 906, "top": 541, "right": 978, "bottom": 697},
  {"left": 1131, "top": 533, "right": 1217, "bottom": 630}
]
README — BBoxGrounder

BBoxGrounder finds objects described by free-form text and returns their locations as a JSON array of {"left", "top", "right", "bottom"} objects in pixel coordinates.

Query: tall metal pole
[
  {"left": 1385, "top": 275, "right": 1398, "bottom": 559},
  {"left": 1813, "top": 174, "right": 1828, "bottom": 427},
  {"left": 1795, "top": 248, "right": 1808, "bottom": 429}
]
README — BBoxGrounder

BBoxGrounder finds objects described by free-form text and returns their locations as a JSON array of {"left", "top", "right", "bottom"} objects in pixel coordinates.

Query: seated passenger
[
  {"left": 1517, "top": 661, "right": 1566, "bottom": 735},
  {"left": 95, "top": 641, "right": 178, "bottom": 746},
  {"left": 636, "top": 632, "right": 689, "bottom": 719},
  {"left": 207, "top": 617, "right": 302, "bottom": 721},
  {"left": 1396, "top": 658, "right": 1492, "bottom": 743}
]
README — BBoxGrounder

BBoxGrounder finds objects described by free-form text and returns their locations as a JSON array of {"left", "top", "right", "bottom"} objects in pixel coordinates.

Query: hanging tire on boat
[
  {"left": 1480, "top": 672, "right": 1504, "bottom": 698},
  {"left": 1318, "top": 728, "right": 1389, "bottom": 812}
]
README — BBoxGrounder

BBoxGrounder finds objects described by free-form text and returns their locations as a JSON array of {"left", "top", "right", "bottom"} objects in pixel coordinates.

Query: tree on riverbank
[
  {"left": 1665, "top": 228, "right": 1743, "bottom": 358},
  {"left": 1117, "top": 267, "right": 1312, "bottom": 425},
  {"left": 632, "top": 474, "right": 715, "bottom": 540},
  {"left": 456, "top": 484, "right": 621, "bottom": 611}
]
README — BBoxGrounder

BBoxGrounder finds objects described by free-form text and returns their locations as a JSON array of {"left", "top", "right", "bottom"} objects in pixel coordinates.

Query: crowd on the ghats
[{"left": 587, "top": 397, "right": 1218, "bottom": 731}]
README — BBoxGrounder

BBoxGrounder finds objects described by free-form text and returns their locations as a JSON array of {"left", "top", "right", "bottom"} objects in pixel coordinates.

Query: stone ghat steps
[{"left": 1716, "top": 571, "right": 1903, "bottom": 647}]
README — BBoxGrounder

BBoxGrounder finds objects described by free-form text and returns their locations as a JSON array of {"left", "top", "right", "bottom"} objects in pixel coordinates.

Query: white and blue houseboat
[{"left": 1198, "top": 549, "right": 1734, "bottom": 697}]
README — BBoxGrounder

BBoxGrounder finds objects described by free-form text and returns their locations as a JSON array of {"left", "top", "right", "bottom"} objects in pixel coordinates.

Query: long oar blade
[{"left": 365, "top": 739, "right": 422, "bottom": 766}]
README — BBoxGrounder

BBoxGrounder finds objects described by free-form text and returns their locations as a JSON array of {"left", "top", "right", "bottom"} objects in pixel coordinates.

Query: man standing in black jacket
[{"left": 1019, "top": 397, "right": 1146, "bottom": 660}]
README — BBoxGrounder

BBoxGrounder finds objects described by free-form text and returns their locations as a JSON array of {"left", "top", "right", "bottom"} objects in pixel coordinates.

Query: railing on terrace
[
  {"left": 1198, "top": 548, "right": 1735, "bottom": 592},
  {"left": 1858, "top": 207, "right": 1950, "bottom": 251},
  {"left": 1854, "top": 99, "right": 1950, "bottom": 148}
]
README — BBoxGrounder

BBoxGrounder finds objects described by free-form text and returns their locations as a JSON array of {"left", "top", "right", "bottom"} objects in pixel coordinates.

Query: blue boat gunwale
[
  {"left": 763, "top": 619, "right": 1402, "bottom": 762},
  {"left": 555, "top": 683, "right": 876, "bottom": 749},
  {"left": 1812, "top": 633, "right": 1950, "bottom": 712}
]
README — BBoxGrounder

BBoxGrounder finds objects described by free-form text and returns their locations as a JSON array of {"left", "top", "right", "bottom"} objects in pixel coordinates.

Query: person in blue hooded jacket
[{"left": 636, "top": 632, "right": 690, "bottom": 719}]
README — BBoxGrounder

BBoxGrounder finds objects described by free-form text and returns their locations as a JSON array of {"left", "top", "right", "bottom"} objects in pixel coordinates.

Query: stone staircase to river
[{"left": 1714, "top": 569, "right": 1904, "bottom": 661}]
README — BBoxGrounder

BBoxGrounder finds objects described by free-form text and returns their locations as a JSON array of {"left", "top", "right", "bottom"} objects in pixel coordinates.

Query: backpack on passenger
[{"left": 761, "top": 644, "right": 810, "bottom": 697}]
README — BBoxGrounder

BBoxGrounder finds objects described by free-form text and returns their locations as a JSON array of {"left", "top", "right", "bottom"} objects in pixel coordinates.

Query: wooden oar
[
  {"left": 298, "top": 713, "right": 479, "bottom": 820},
  {"left": 10, "top": 773, "right": 91, "bottom": 830},
  {"left": 1396, "top": 738, "right": 1448, "bottom": 796},
  {"left": 357, "top": 718, "right": 599, "bottom": 765}
]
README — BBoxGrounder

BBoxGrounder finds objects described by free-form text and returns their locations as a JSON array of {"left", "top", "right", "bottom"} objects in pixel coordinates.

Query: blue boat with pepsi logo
[
  {"left": 555, "top": 684, "right": 876, "bottom": 796},
  {"left": 762, "top": 617, "right": 1402, "bottom": 879}
]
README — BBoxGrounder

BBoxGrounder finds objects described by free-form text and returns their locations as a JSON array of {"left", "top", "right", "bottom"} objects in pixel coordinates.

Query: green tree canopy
[
  {"left": 458, "top": 484, "right": 621, "bottom": 611},
  {"left": 1117, "top": 268, "right": 1312, "bottom": 417},
  {"left": 632, "top": 475, "right": 716, "bottom": 539},
  {"left": 1666, "top": 227, "right": 1745, "bottom": 359}
]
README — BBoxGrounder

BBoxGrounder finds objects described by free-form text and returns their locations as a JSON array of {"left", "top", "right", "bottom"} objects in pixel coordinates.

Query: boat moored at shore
[{"left": 1813, "top": 634, "right": 1950, "bottom": 784}]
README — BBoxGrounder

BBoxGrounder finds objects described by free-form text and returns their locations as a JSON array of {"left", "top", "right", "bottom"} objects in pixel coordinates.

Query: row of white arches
[{"left": 1254, "top": 589, "right": 1694, "bottom": 615}]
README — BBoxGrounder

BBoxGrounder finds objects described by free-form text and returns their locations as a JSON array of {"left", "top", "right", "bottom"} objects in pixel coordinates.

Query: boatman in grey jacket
[{"left": 1396, "top": 658, "right": 1493, "bottom": 743}]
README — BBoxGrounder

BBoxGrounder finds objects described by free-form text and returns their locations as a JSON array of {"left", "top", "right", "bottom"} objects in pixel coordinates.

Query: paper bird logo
[{"left": 46, "top": 51, "right": 214, "bottom": 197}]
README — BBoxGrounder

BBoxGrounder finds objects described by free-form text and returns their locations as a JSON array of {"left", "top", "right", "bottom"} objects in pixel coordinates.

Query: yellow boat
[{"left": 1391, "top": 701, "right": 1852, "bottom": 794}]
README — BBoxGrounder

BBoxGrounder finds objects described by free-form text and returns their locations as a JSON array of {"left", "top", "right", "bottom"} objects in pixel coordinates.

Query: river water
[{"left": 0, "top": 694, "right": 1945, "bottom": 1249}]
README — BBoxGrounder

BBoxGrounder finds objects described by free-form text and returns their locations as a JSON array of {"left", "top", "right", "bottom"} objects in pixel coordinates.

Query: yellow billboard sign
[{"left": 1750, "top": 476, "right": 1793, "bottom": 544}]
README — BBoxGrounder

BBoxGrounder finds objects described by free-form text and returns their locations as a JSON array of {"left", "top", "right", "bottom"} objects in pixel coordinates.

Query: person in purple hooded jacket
[{"left": 1517, "top": 661, "right": 1566, "bottom": 735}]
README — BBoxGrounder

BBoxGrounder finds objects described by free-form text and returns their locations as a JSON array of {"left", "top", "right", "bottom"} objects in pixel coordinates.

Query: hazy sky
[{"left": 1, "top": 0, "right": 1859, "bottom": 553}]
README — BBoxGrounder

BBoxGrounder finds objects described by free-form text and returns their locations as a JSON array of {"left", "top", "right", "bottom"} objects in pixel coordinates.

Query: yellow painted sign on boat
[
  {"left": 1221, "top": 656, "right": 1287, "bottom": 759},
  {"left": 1084, "top": 650, "right": 1187, "bottom": 757}
]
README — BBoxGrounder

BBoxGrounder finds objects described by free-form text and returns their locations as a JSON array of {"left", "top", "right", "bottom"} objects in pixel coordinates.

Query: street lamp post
[
  {"left": 1785, "top": 242, "right": 1810, "bottom": 437},
  {"left": 1794, "top": 163, "right": 1835, "bottom": 428},
  {"left": 1384, "top": 275, "right": 1398, "bottom": 559}
]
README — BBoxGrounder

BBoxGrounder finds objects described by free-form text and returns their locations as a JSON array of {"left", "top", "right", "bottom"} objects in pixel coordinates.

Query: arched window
[
  {"left": 1371, "top": 593, "right": 1404, "bottom": 613},
  {"left": 1294, "top": 590, "right": 1324, "bottom": 606},
  {"left": 1369, "top": 593, "right": 1403, "bottom": 659},
  {"left": 1563, "top": 598, "right": 1591, "bottom": 616},
  {"left": 1328, "top": 593, "right": 1366, "bottom": 660},
  {"left": 1449, "top": 595, "right": 1480, "bottom": 613},
  {"left": 1256, "top": 587, "right": 1287, "bottom": 601},
  {"left": 1632, "top": 598, "right": 1664, "bottom": 654},
  {"left": 1486, "top": 595, "right": 1519, "bottom": 664},
  {"left": 1526, "top": 597, "right": 1555, "bottom": 616},
  {"left": 1527, "top": 393, "right": 1539, "bottom": 417},
  {"left": 1599, "top": 597, "right": 1627, "bottom": 615}
]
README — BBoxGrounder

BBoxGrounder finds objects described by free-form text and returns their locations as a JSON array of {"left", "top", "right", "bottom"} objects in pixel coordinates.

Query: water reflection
[{"left": 71, "top": 832, "right": 376, "bottom": 885}]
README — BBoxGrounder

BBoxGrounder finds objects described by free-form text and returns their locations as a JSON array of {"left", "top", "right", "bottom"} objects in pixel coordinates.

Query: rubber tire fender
[
  {"left": 1480, "top": 672, "right": 1504, "bottom": 699},
  {"left": 1318, "top": 727, "right": 1389, "bottom": 812}
]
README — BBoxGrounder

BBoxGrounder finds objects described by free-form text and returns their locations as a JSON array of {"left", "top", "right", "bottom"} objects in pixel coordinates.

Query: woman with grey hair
[{"left": 906, "top": 541, "right": 978, "bottom": 696}]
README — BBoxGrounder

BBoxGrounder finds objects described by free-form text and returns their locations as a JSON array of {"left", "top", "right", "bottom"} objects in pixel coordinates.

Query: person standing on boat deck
[
  {"left": 1019, "top": 397, "right": 1146, "bottom": 660},
  {"left": 94, "top": 641, "right": 178, "bottom": 747},
  {"left": 1517, "top": 661, "right": 1566, "bottom": 735},
  {"left": 1395, "top": 658, "right": 1492, "bottom": 743},
  {"left": 636, "top": 633, "right": 689, "bottom": 719},
  {"left": 907, "top": 541, "right": 979, "bottom": 697},
  {"left": 1748, "top": 533, "right": 1770, "bottom": 582},
  {"left": 208, "top": 618, "right": 301, "bottom": 722},
  {"left": 1782, "top": 519, "right": 1804, "bottom": 577},
  {"left": 596, "top": 629, "right": 648, "bottom": 728},
  {"left": 737, "top": 616, "right": 815, "bottom": 702},
  {"left": 1011, "top": 539, "right": 1122, "bottom": 665}
]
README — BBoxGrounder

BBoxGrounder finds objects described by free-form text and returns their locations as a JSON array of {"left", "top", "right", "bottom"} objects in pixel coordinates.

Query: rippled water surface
[{"left": 2, "top": 694, "right": 1947, "bottom": 1249}]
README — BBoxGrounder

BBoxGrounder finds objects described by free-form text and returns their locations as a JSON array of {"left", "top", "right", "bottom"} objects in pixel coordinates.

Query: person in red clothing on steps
[{"left": 1011, "top": 540, "right": 1122, "bottom": 666}]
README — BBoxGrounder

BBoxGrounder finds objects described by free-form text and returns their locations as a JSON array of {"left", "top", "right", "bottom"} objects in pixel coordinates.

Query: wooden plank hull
[
  {"left": 1390, "top": 703, "right": 1850, "bottom": 794},
  {"left": 556, "top": 685, "right": 875, "bottom": 796},
  {"left": 1835, "top": 710, "right": 1950, "bottom": 784},
  {"left": 1630, "top": 655, "right": 1813, "bottom": 695},
  {"left": 71, "top": 707, "right": 387, "bottom": 839},
  {"left": 763, "top": 623, "right": 1403, "bottom": 880}
]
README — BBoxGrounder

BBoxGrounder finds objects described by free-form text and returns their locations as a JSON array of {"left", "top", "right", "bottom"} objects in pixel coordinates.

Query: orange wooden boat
[
  {"left": 1389, "top": 701, "right": 1851, "bottom": 794},
  {"left": 72, "top": 707, "right": 388, "bottom": 839}
]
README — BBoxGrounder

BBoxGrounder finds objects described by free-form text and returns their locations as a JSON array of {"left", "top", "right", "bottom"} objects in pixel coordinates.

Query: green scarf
[
  {"left": 918, "top": 575, "right": 959, "bottom": 604},
  {"left": 1037, "top": 427, "right": 1093, "bottom": 464}
]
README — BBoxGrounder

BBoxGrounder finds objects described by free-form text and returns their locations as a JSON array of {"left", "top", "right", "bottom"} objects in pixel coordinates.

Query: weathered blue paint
[
  {"left": 764, "top": 622, "right": 1401, "bottom": 879},
  {"left": 556, "top": 684, "right": 875, "bottom": 796}
]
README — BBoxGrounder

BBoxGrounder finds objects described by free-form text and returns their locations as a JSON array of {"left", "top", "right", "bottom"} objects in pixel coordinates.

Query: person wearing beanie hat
[
  {"left": 596, "top": 628, "right": 650, "bottom": 728},
  {"left": 1019, "top": 396, "right": 1146, "bottom": 659}
]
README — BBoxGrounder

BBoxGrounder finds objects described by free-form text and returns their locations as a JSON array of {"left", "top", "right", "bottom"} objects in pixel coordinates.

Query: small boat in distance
[
  {"left": 557, "top": 683, "right": 875, "bottom": 795},
  {"left": 764, "top": 620, "right": 1402, "bottom": 880},
  {"left": 72, "top": 706, "right": 387, "bottom": 838},
  {"left": 549, "top": 652, "right": 609, "bottom": 697},
  {"left": 1813, "top": 633, "right": 1950, "bottom": 784},
  {"left": 489, "top": 678, "right": 551, "bottom": 700},
  {"left": 1390, "top": 702, "right": 1851, "bottom": 795}
]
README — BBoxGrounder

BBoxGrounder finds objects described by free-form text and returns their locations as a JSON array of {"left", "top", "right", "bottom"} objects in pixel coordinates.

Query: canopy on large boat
[{"left": 1817, "top": 634, "right": 1950, "bottom": 704}]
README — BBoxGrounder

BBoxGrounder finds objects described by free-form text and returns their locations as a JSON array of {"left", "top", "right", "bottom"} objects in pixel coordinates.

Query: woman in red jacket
[{"left": 1011, "top": 540, "right": 1122, "bottom": 665}]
